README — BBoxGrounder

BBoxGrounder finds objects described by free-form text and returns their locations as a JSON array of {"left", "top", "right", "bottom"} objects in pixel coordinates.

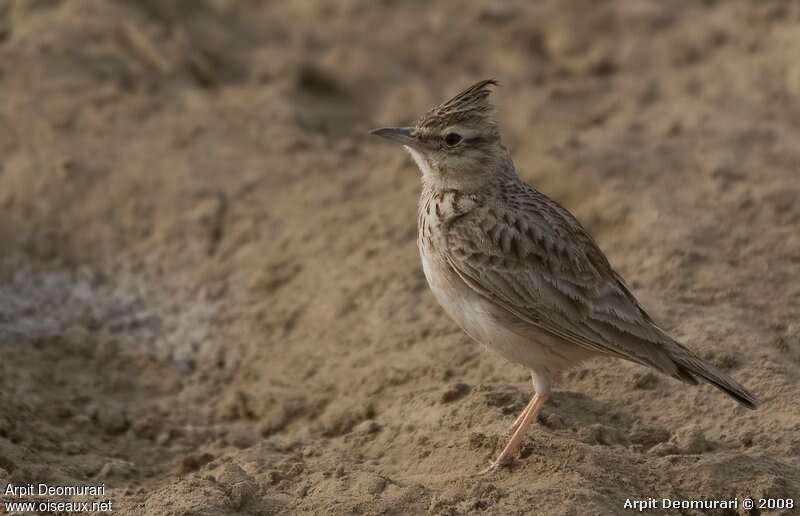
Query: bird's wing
[
  {"left": 443, "top": 188, "right": 685, "bottom": 377},
  {"left": 442, "top": 185, "right": 759, "bottom": 408}
]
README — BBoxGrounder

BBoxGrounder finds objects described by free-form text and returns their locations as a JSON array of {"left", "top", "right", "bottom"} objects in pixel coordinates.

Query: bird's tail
[{"left": 668, "top": 351, "right": 759, "bottom": 409}]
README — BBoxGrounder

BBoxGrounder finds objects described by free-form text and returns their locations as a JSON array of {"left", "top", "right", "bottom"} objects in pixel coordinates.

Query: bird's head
[{"left": 371, "top": 79, "right": 515, "bottom": 190}]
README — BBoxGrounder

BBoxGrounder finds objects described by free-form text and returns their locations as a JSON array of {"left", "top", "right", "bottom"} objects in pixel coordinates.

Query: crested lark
[{"left": 371, "top": 79, "right": 758, "bottom": 474}]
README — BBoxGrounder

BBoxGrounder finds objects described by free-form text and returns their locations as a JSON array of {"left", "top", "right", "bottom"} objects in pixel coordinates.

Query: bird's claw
[
  {"left": 475, "top": 456, "right": 512, "bottom": 476},
  {"left": 476, "top": 461, "right": 500, "bottom": 476}
]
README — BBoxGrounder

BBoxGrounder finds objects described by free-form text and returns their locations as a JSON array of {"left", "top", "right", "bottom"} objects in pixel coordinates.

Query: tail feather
[{"left": 670, "top": 353, "right": 759, "bottom": 410}]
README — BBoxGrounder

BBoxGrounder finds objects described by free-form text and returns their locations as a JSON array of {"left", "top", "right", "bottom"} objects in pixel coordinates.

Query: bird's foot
[
  {"left": 475, "top": 456, "right": 513, "bottom": 476},
  {"left": 476, "top": 392, "right": 550, "bottom": 476}
]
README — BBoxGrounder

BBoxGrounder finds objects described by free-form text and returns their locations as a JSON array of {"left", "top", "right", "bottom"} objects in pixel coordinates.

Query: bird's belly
[{"left": 420, "top": 251, "right": 586, "bottom": 374}]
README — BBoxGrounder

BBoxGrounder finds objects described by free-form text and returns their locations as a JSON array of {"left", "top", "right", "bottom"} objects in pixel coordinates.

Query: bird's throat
[{"left": 403, "top": 145, "right": 434, "bottom": 177}]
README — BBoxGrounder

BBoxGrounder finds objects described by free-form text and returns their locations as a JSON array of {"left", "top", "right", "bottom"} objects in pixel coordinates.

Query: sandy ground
[{"left": 1, "top": 0, "right": 799, "bottom": 514}]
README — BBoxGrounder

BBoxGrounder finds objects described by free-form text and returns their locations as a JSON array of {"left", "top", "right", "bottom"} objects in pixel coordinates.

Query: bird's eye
[{"left": 444, "top": 132, "right": 462, "bottom": 147}]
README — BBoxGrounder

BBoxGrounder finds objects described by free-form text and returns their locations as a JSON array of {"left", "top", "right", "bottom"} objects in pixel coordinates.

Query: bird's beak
[{"left": 369, "top": 127, "right": 418, "bottom": 148}]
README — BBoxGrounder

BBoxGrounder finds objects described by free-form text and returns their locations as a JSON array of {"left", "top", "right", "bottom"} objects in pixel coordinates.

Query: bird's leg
[
  {"left": 505, "top": 396, "right": 538, "bottom": 437},
  {"left": 478, "top": 391, "right": 550, "bottom": 475},
  {"left": 478, "top": 372, "right": 554, "bottom": 475},
  {"left": 507, "top": 371, "right": 558, "bottom": 436}
]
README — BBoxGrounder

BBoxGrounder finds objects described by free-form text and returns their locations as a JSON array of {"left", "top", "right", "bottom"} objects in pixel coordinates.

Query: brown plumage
[{"left": 371, "top": 79, "right": 758, "bottom": 474}]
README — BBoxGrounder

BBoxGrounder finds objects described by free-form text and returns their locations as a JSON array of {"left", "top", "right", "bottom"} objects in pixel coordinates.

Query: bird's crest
[{"left": 416, "top": 79, "right": 499, "bottom": 133}]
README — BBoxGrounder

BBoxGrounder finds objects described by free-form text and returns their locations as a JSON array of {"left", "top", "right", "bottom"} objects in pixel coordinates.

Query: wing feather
[
  {"left": 439, "top": 182, "right": 758, "bottom": 408},
  {"left": 443, "top": 188, "right": 681, "bottom": 376}
]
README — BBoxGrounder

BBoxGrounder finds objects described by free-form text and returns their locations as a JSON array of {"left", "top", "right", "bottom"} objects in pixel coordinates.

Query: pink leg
[
  {"left": 505, "top": 396, "right": 538, "bottom": 436},
  {"left": 505, "top": 371, "right": 558, "bottom": 437},
  {"left": 478, "top": 391, "right": 551, "bottom": 475}
]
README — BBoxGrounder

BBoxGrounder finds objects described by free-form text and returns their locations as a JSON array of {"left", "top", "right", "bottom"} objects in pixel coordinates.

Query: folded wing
[{"left": 443, "top": 186, "right": 758, "bottom": 408}]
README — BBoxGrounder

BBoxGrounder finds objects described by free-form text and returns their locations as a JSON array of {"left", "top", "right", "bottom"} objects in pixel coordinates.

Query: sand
[{"left": 0, "top": 0, "right": 798, "bottom": 514}]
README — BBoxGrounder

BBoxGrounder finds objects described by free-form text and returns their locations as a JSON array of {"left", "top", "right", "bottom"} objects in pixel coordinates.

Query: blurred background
[{"left": 1, "top": 1, "right": 798, "bottom": 514}]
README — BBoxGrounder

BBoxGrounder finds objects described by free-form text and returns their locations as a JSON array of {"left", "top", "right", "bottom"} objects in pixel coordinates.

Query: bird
[{"left": 370, "top": 79, "right": 758, "bottom": 474}]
